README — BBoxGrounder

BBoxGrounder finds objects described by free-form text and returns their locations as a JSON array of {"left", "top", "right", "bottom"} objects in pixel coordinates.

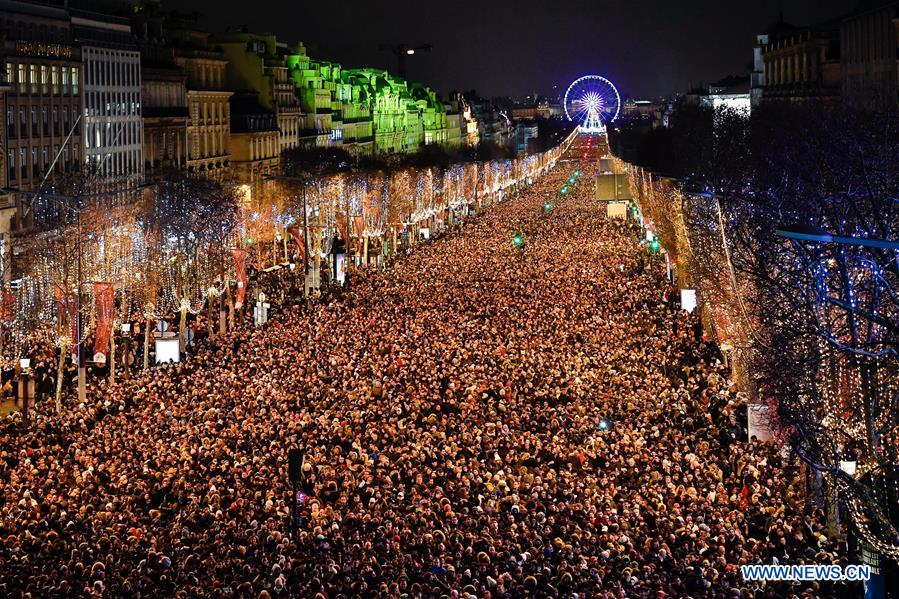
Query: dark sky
[{"left": 177, "top": 0, "right": 855, "bottom": 99}]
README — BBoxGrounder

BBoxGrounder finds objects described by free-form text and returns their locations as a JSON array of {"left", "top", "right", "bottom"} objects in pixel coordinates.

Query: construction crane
[{"left": 378, "top": 43, "right": 432, "bottom": 79}]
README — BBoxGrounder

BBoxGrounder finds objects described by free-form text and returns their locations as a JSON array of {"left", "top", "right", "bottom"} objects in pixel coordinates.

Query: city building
[
  {"left": 2, "top": 0, "right": 82, "bottom": 196},
  {"left": 71, "top": 7, "right": 143, "bottom": 182},
  {"left": 1, "top": 0, "right": 83, "bottom": 239},
  {"left": 131, "top": 6, "right": 231, "bottom": 179},
  {"left": 228, "top": 92, "right": 278, "bottom": 182},
  {"left": 444, "top": 94, "right": 479, "bottom": 148},
  {"left": 514, "top": 121, "right": 538, "bottom": 155},
  {"left": 759, "top": 21, "right": 842, "bottom": 104},
  {"left": 140, "top": 63, "right": 188, "bottom": 176},
  {"left": 469, "top": 97, "right": 512, "bottom": 148},
  {"left": 213, "top": 31, "right": 301, "bottom": 154},
  {"left": 702, "top": 77, "right": 751, "bottom": 113},
  {"left": 172, "top": 31, "right": 232, "bottom": 179},
  {"left": 841, "top": 0, "right": 899, "bottom": 110},
  {"left": 286, "top": 44, "right": 370, "bottom": 151},
  {"left": 287, "top": 43, "right": 450, "bottom": 155}
]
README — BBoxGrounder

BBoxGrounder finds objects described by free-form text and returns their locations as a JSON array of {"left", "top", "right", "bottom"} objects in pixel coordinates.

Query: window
[
  {"left": 6, "top": 63, "right": 13, "bottom": 92},
  {"left": 62, "top": 106, "right": 68, "bottom": 133},
  {"left": 6, "top": 105, "right": 14, "bottom": 138},
  {"left": 19, "top": 148, "right": 26, "bottom": 178},
  {"left": 42, "top": 106, "right": 47, "bottom": 135},
  {"left": 62, "top": 66, "right": 68, "bottom": 94},
  {"left": 8, "top": 151, "right": 14, "bottom": 181},
  {"left": 19, "top": 107, "right": 25, "bottom": 134},
  {"left": 29, "top": 64, "right": 36, "bottom": 93},
  {"left": 18, "top": 64, "right": 25, "bottom": 90},
  {"left": 31, "top": 106, "right": 37, "bottom": 136},
  {"left": 51, "top": 65, "right": 58, "bottom": 94},
  {"left": 40, "top": 65, "right": 48, "bottom": 94},
  {"left": 72, "top": 67, "right": 79, "bottom": 95},
  {"left": 52, "top": 107, "right": 58, "bottom": 134},
  {"left": 42, "top": 146, "right": 48, "bottom": 170}
]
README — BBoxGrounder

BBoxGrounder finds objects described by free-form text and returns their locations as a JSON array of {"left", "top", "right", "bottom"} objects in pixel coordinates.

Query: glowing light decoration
[{"left": 563, "top": 75, "right": 621, "bottom": 134}]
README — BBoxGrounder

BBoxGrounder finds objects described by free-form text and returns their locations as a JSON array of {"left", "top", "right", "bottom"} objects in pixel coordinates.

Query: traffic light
[
  {"left": 568, "top": 177, "right": 576, "bottom": 185},
  {"left": 544, "top": 201, "right": 552, "bottom": 212},
  {"left": 561, "top": 185, "right": 568, "bottom": 195},
  {"left": 649, "top": 236, "right": 661, "bottom": 253},
  {"left": 513, "top": 234, "right": 524, "bottom": 247}
]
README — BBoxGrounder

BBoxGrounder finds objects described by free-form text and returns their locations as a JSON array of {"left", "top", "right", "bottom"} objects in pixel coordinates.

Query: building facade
[
  {"left": 760, "top": 23, "right": 842, "bottom": 104},
  {"left": 174, "top": 47, "right": 231, "bottom": 178},
  {"left": 214, "top": 32, "right": 301, "bottom": 154},
  {"left": 141, "top": 64, "right": 188, "bottom": 176},
  {"left": 73, "top": 11, "right": 143, "bottom": 182},
  {"left": 228, "top": 92, "right": 278, "bottom": 182},
  {"left": 287, "top": 43, "right": 450, "bottom": 155},
  {"left": 2, "top": 2, "right": 82, "bottom": 191},
  {"left": 841, "top": 1, "right": 899, "bottom": 110},
  {"left": 1, "top": 0, "right": 82, "bottom": 238}
]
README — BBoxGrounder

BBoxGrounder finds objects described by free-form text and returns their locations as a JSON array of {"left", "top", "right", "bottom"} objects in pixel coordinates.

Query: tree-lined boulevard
[{"left": 0, "top": 135, "right": 857, "bottom": 597}]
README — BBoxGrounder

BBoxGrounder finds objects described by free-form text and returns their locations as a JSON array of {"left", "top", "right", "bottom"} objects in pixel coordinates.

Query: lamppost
[
  {"left": 18, "top": 358, "right": 32, "bottom": 421},
  {"left": 120, "top": 323, "right": 131, "bottom": 380}
]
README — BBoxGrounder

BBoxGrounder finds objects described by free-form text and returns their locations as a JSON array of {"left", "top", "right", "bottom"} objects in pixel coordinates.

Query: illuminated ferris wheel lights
[{"left": 564, "top": 75, "right": 621, "bottom": 134}]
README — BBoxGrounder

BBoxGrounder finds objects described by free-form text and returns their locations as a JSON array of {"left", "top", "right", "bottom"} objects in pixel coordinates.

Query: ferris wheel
[{"left": 563, "top": 75, "right": 621, "bottom": 133}]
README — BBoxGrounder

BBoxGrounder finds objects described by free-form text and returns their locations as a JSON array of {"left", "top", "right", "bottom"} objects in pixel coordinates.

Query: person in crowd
[{"left": 0, "top": 139, "right": 854, "bottom": 598}]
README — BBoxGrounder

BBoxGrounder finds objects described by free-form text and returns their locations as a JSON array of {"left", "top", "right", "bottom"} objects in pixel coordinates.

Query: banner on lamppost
[
  {"left": 0, "top": 287, "right": 14, "bottom": 322},
  {"left": 92, "top": 282, "right": 114, "bottom": 364},
  {"left": 53, "top": 284, "right": 78, "bottom": 359},
  {"left": 232, "top": 249, "right": 248, "bottom": 309},
  {"left": 286, "top": 226, "right": 306, "bottom": 262}
]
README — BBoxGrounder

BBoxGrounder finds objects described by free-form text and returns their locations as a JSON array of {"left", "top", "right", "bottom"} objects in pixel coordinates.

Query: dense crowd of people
[{"left": 0, "top": 136, "right": 855, "bottom": 597}]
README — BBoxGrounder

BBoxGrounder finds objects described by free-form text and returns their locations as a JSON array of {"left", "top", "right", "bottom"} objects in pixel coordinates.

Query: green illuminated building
[{"left": 286, "top": 43, "right": 451, "bottom": 155}]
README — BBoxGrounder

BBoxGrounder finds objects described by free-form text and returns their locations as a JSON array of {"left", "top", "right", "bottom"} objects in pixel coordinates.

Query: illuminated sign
[{"left": 14, "top": 42, "right": 76, "bottom": 59}]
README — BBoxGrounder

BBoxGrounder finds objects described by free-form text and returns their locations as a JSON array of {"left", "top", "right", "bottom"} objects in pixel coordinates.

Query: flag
[
  {"left": 287, "top": 226, "right": 306, "bottom": 262},
  {"left": 92, "top": 282, "right": 114, "bottom": 364},
  {"left": 232, "top": 249, "right": 248, "bottom": 309},
  {"left": 0, "top": 287, "right": 15, "bottom": 322}
]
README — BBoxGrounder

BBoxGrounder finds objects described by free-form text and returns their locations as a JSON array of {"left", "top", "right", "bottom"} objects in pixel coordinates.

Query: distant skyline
[{"left": 177, "top": 0, "right": 855, "bottom": 99}]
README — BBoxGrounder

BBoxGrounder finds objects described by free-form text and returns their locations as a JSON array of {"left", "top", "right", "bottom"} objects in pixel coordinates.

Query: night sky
[{"left": 178, "top": 0, "right": 855, "bottom": 99}]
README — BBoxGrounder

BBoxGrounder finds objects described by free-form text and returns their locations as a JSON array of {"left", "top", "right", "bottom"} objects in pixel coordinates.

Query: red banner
[
  {"left": 286, "top": 226, "right": 306, "bottom": 262},
  {"left": 92, "top": 282, "right": 114, "bottom": 364},
  {"left": 0, "top": 287, "right": 15, "bottom": 322},
  {"left": 53, "top": 284, "right": 78, "bottom": 359},
  {"left": 232, "top": 249, "right": 248, "bottom": 309}
]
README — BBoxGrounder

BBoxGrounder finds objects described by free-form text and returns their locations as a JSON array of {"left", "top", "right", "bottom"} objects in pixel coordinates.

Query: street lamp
[
  {"left": 18, "top": 358, "right": 32, "bottom": 421},
  {"left": 120, "top": 323, "right": 132, "bottom": 380}
]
